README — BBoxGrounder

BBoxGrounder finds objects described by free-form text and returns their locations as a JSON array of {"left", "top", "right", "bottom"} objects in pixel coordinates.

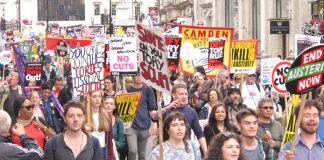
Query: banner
[
  {"left": 136, "top": 22, "right": 171, "bottom": 95},
  {"left": 179, "top": 25, "right": 234, "bottom": 77},
  {"left": 45, "top": 37, "right": 92, "bottom": 52},
  {"left": 116, "top": 92, "right": 141, "bottom": 129},
  {"left": 295, "top": 34, "right": 321, "bottom": 58},
  {"left": 70, "top": 45, "right": 105, "bottom": 96},
  {"left": 208, "top": 38, "right": 226, "bottom": 68},
  {"left": 165, "top": 34, "right": 181, "bottom": 70},
  {"left": 109, "top": 37, "right": 137, "bottom": 75},
  {"left": 260, "top": 58, "right": 281, "bottom": 85},
  {"left": 66, "top": 25, "right": 82, "bottom": 38},
  {"left": 230, "top": 40, "right": 258, "bottom": 73}
]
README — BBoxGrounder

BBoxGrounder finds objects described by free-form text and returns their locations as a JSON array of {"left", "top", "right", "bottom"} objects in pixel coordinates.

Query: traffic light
[
  {"left": 1, "top": 18, "right": 6, "bottom": 31},
  {"left": 106, "top": 23, "right": 114, "bottom": 35}
]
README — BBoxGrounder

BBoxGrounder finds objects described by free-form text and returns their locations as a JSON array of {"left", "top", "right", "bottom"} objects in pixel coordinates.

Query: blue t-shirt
[
  {"left": 317, "top": 115, "right": 324, "bottom": 140},
  {"left": 128, "top": 85, "right": 157, "bottom": 130}
]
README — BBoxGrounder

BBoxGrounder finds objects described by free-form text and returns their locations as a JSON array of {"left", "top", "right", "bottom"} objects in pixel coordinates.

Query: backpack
[{"left": 51, "top": 135, "right": 99, "bottom": 159}]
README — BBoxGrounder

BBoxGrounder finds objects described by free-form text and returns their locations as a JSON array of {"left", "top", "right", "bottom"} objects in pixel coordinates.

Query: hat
[
  {"left": 228, "top": 88, "right": 241, "bottom": 96},
  {"left": 194, "top": 72, "right": 201, "bottom": 77},
  {"left": 246, "top": 70, "right": 256, "bottom": 75}
]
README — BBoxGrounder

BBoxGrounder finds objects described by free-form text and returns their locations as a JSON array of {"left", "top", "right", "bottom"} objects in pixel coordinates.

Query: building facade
[{"left": 157, "top": 0, "right": 312, "bottom": 59}]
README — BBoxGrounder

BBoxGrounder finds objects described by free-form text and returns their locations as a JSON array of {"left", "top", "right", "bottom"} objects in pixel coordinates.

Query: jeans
[{"left": 125, "top": 127, "right": 150, "bottom": 160}]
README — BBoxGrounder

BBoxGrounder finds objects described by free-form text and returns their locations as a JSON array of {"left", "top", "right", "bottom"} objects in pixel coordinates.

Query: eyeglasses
[
  {"left": 261, "top": 106, "right": 274, "bottom": 110},
  {"left": 21, "top": 104, "right": 34, "bottom": 110}
]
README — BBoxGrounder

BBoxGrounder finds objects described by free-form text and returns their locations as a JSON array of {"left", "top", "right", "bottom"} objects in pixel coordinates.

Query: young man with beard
[
  {"left": 225, "top": 88, "right": 247, "bottom": 125},
  {"left": 278, "top": 100, "right": 324, "bottom": 160},
  {"left": 256, "top": 98, "right": 284, "bottom": 158},
  {"left": 45, "top": 101, "right": 102, "bottom": 160},
  {"left": 236, "top": 108, "right": 275, "bottom": 160}
]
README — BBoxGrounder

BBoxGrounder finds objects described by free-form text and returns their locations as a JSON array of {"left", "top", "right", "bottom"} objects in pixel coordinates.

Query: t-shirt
[
  {"left": 91, "top": 112, "right": 106, "bottom": 147},
  {"left": 260, "top": 122, "right": 271, "bottom": 131},
  {"left": 243, "top": 142, "right": 260, "bottom": 160},
  {"left": 11, "top": 122, "right": 45, "bottom": 149}
]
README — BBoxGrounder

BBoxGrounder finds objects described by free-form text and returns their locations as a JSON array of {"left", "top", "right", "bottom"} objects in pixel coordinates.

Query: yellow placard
[{"left": 116, "top": 92, "right": 141, "bottom": 123}]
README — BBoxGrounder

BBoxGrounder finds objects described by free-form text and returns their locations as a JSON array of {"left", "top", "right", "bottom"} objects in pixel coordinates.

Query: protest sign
[
  {"left": 165, "top": 34, "right": 181, "bottom": 70},
  {"left": 18, "top": 42, "right": 33, "bottom": 60},
  {"left": 66, "top": 25, "right": 82, "bottom": 38},
  {"left": 281, "top": 94, "right": 299, "bottom": 146},
  {"left": 45, "top": 37, "right": 92, "bottom": 52},
  {"left": 179, "top": 25, "right": 234, "bottom": 77},
  {"left": 295, "top": 34, "right": 320, "bottom": 58},
  {"left": 208, "top": 38, "right": 226, "bottom": 68},
  {"left": 24, "top": 62, "right": 42, "bottom": 88},
  {"left": 116, "top": 92, "right": 141, "bottom": 129},
  {"left": 0, "top": 50, "right": 12, "bottom": 65},
  {"left": 230, "top": 40, "right": 258, "bottom": 73},
  {"left": 109, "top": 37, "right": 137, "bottom": 75},
  {"left": 271, "top": 61, "right": 292, "bottom": 94},
  {"left": 260, "top": 58, "right": 281, "bottom": 85},
  {"left": 286, "top": 44, "right": 324, "bottom": 94},
  {"left": 136, "top": 22, "right": 171, "bottom": 95},
  {"left": 70, "top": 45, "right": 105, "bottom": 96}
]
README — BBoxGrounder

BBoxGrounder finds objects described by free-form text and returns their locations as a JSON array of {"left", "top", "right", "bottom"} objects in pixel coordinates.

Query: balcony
[{"left": 177, "top": 0, "right": 193, "bottom": 5}]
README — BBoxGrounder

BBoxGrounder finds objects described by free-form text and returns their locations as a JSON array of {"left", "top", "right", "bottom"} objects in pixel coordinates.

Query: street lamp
[
  {"left": 46, "top": 0, "right": 49, "bottom": 33},
  {"left": 15, "top": 0, "right": 20, "bottom": 32}
]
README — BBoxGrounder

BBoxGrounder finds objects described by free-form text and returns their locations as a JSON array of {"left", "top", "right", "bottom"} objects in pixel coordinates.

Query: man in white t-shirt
[{"left": 241, "top": 71, "right": 265, "bottom": 110}]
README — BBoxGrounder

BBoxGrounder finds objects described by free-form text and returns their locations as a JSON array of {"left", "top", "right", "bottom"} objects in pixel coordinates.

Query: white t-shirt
[
  {"left": 241, "top": 82, "right": 265, "bottom": 110},
  {"left": 91, "top": 112, "right": 106, "bottom": 147}
]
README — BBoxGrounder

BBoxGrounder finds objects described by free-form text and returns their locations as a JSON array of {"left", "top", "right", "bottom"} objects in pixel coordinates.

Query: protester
[
  {"left": 278, "top": 100, "right": 324, "bottom": 160},
  {"left": 190, "top": 74, "right": 205, "bottom": 109},
  {"left": 11, "top": 96, "right": 56, "bottom": 149},
  {"left": 125, "top": 75, "right": 158, "bottom": 160},
  {"left": 41, "top": 82, "right": 64, "bottom": 133},
  {"left": 198, "top": 88, "right": 220, "bottom": 119},
  {"left": 215, "top": 69, "right": 230, "bottom": 100},
  {"left": 0, "top": 110, "right": 44, "bottom": 159},
  {"left": 103, "top": 76, "right": 116, "bottom": 97},
  {"left": 206, "top": 132, "right": 245, "bottom": 160},
  {"left": 84, "top": 90, "right": 111, "bottom": 159},
  {"left": 103, "top": 96, "right": 127, "bottom": 160},
  {"left": 57, "top": 76, "right": 73, "bottom": 106},
  {"left": 224, "top": 88, "right": 247, "bottom": 125},
  {"left": 45, "top": 101, "right": 102, "bottom": 160},
  {"left": 173, "top": 70, "right": 187, "bottom": 86},
  {"left": 30, "top": 91, "right": 44, "bottom": 118},
  {"left": 231, "top": 73, "right": 243, "bottom": 89},
  {"left": 163, "top": 83, "right": 208, "bottom": 155},
  {"left": 241, "top": 71, "right": 265, "bottom": 110},
  {"left": 149, "top": 112, "right": 202, "bottom": 160},
  {"left": 256, "top": 98, "right": 284, "bottom": 158},
  {"left": 317, "top": 94, "right": 324, "bottom": 140},
  {"left": 0, "top": 71, "right": 23, "bottom": 117},
  {"left": 52, "top": 76, "right": 63, "bottom": 97},
  {"left": 41, "top": 61, "right": 56, "bottom": 83},
  {"left": 236, "top": 108, "right": 275, "bottom": 160},
  {"left": 204, "top": 103, "right": 238, "bottom": 146}
]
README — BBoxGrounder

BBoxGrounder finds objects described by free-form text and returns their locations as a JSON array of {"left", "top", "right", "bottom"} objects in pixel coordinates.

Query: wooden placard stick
[
  {"left": 86, "top": 94, "right": 91, "bottom": 125},
  {"left": 157, "top": 91, "right": 163, "bottom": 160},
  {"left": 290, "top": 93, "right": 307, "bottom": 151}
]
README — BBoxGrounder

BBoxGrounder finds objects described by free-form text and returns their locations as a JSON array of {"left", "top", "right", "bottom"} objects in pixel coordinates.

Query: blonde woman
[{"left": 84, "top": 90, "right": 111, "bottom": 159}]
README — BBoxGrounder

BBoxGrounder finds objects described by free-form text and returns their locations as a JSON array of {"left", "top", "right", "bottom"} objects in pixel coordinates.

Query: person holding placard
[{"left": 278, "top": 100, "right": 324, "bottom": 160}]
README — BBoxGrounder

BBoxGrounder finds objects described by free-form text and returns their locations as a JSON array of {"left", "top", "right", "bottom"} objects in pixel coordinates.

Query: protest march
[{"left": 0, "top": 2, "right": 324, "bottom": 160}]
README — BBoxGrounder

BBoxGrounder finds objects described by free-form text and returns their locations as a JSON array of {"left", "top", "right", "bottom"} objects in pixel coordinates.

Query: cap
[{"left": 246, "top": 70, "right": 256, "bottom": 75}]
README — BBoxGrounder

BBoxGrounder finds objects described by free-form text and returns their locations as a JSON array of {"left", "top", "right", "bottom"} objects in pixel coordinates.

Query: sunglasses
[
  {"left": 21, "top": 104, "right": 34, "bottom": 110},
  {"left": 261, "top": 106, "right": 274, "bottom": 110}
]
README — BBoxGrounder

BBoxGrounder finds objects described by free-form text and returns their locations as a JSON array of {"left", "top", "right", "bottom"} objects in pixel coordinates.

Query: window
[
  {"left": 112, "top": 4, "right": 117, "bottom": 16},
  {"left": 276, "top": 0, "right": 290, "bottom": 18},
  {"left": 225, "top": 0, "right": 239, "bottom": 39},
  {"left": 94, "top": 4, "right": 100, "bottom": 15},
  {"left": 134, "top": 3, "right": 141, "bottom": 21}
]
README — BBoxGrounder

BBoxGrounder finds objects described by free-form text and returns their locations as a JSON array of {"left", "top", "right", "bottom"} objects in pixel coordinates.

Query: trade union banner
[{"left": 179, "top": 25, "right": 234, "bottom": 77}]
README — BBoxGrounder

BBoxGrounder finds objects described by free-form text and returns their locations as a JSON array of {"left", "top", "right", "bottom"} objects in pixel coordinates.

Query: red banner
[{"left": 45, "top": 37, "right": 92, "bottom": 51}]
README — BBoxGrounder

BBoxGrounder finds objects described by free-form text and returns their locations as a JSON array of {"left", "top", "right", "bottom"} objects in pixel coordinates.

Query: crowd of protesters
[{"left": 1, "top": 58, "right": 324, "bottom": 160}]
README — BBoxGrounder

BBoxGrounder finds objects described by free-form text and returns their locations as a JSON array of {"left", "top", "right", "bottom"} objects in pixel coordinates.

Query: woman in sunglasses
[
  {"left": 149, "top": 112, "right": 202, "bottom": 160},
  {"left": 11, "top": 96, "right": 56, "bottom": 149},
  {"left": 206, "top": 132, "right": 244, "bottom": 160},
  {"left": 204, "top": 103, "right": 238, "bottom": 146}
]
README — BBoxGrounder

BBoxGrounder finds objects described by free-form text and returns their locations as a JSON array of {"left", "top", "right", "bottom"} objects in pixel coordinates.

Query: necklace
[{"left": 17, "top": 117, "right": 33, "bottom": 126}]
